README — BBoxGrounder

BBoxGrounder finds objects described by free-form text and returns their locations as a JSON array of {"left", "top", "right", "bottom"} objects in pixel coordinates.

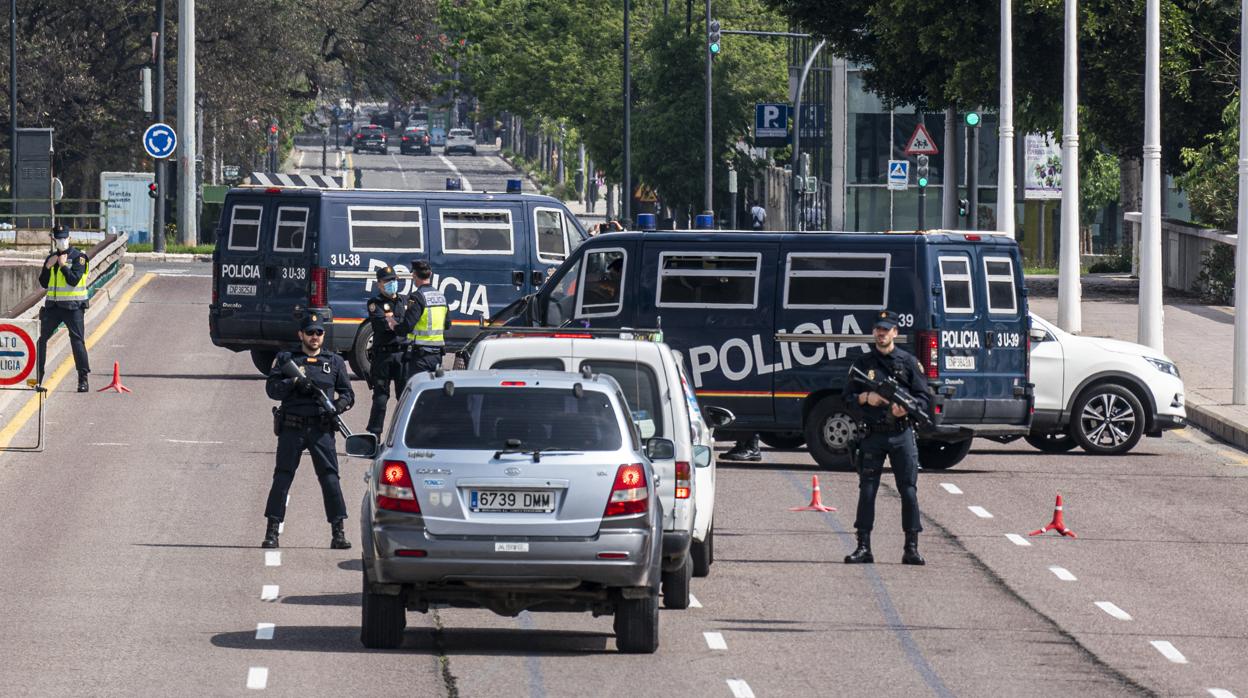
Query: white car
[
  {"left": 444, "top": 128, "right": 476, "bottom": 155},
  {"left": 466, "top": 332, "right": 734, "bottom": 607},
  {"left": 1026, "top": 312, "right": 1186, "bottom": 454}
]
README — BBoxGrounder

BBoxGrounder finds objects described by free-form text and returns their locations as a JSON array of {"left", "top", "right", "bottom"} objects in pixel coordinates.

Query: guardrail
[
  {"left": 3, "top": 232, "right": 128, "bottom": 319},
  {"left": 0, "top": 198, "right": 110, "bottom": 240}
]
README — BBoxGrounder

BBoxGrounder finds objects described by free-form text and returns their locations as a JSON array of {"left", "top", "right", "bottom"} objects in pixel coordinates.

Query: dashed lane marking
[
  {"left": 726, "top": 679, "right": 755, "bottom": 698},
  {"left": 255, "top": 623, "right": 275, "bottom": 640},
  {"left": 265, "top": 551, "right": 281, "bottom": 567},
  {"left": 1208, "top": 689, "right": 1237, "bottom": 698},
  {"left": 1005, "top": 534, "right": 1032, "bottom": 547},
  {"left": 1049, "top": 566, "right": 1077, "bottom": 581},
  {"left": 1150, "top": 640, "right": 1188, "bottom": 664},
  {"left": 1095, "top": 601, "right": 1133, "bottom": 621},
  {"left": 438, "top": 155, "right": 473, "bottom": 191},
  {"left": 704, "top": 632, "right": 727, "bottom": 650},
  {"left": 688, "top": 594, "right": 702, "bottom": 608},
  {"left": 165, "top": 439, "right": 225, "bottom": 444},
  {"left": 246, "top": 667, "right": 268, "bottom": 690},
  {"left": 968, "top": 506, "right": 993, "bottom": 518},
  {"left": 388, "top": 153, "right": 410, "bottom": 187},
  {"left": 940, "top": 483, "right": 963, "bottom": 494},
  {"left": 260, "top": 585, "right": 279, "bottom": 601}
]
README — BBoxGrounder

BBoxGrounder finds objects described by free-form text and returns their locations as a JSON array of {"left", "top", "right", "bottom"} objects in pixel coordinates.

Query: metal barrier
[{"left": 0, "top": 198, "right": 110, "bottom": 243}]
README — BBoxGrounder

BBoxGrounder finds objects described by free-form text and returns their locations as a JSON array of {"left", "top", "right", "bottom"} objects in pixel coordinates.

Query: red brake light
[
  {"left": 604, "top": 464, "right": 648, "bottom": 517},
  {"left": 265, "top": 187, "right": 282, "bottom": 194},
  {"left": 377, "top": 460, "right": 421, "bottom": 513},
  {"left": 917, "top": 330, "right": 939, "bottom": 379},
  {"left": 674, "top": 461, "right": 691, "bottom": 499},
  {"left": 500, "top": 381, "right": 527, "bottom": 386},
  {"left": 402, "top": 136, "right": 409, "bottom": 141},
  {"left": 310, "top": 266, "right": 327, "bottom": 307},
  {"left": 964, "top": 234, "right": 982, "bottom": 241},
  {"left": 396, "top": 549, "right": 427, "bottom": 557}
]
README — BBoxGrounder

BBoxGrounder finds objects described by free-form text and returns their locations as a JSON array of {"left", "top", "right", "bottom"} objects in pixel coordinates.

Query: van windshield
[{"left": 405, "top": 387, "right": 623, "bottom": 451}]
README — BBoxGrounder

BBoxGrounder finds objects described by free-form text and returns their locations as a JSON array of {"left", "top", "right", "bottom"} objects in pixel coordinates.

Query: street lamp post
[
  {"left": 998, "top": 0, "right": 1016, "bottom": 238},
  {"left": 1138, "top": 0, "right": 1164, "bottom": 351},
  {"left": 791, "top": 39, "right": 826, "bottom": 232},
  {"left": 1235, "top": 0, "right": 1248, "bottom": 403},
  {"left": 9, "top": 0, "right": 16, "bottom": 198},
  {"left": 1057, "top": 0, "right": 1082, "bottom": 333},
  {"left": 703, "top": 0, "right": 713, "bottom": 220},
  {"left": 623, "top": 0, "right": 632, "bottom": 224}
]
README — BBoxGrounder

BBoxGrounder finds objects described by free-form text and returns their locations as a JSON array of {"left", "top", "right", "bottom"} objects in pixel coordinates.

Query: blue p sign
[{"left": 755, "top": 103, "right": 789, "bottom": 147}]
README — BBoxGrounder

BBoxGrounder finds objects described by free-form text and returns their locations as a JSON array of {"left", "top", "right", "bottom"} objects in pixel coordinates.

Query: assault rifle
[
  {"left": 280, "top": 359, "right": 352, "bottom": 437},
  {"left": 848, "top": 365, "right": 933, "bottom": 430}
]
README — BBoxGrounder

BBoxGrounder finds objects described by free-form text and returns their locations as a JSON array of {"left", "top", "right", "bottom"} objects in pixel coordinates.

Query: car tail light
[
  {"left": 355, "top": 133, "right": 364, "bottom": 139},
  {"left": 377, "top": 460, "right": 421, "bottom": 513},
  {"left": 211, "top": 264, "right": 219, "bottom": 304},
  {"left": 396, "top": 549, "right": 427, "bottom": 557},
  {"left": 500, "top": 380, "right": 527, "bottom": 386},
  {"left": 402, "top": 136, "right": 409, "bottom": 141},
  {"left": 310, "top": 266, "right": 327, "bottom": 307},
  {"left": 965, "top": 234, "right": 982, "bottom": 241},
  {"left": 674, "top": 461, "right": 691, "bottom": 499},
  {"left": 917, "top": 330, "right": 939, "bottom": 379},
  {"left": 265, "top": 187, "right": 282, "bottom": 195},
  {"left": 604, "top": 464, "right": 648, "bottom": 517},
  {"left": 597, "top": 552, "right": 629, "bottom": 559}
]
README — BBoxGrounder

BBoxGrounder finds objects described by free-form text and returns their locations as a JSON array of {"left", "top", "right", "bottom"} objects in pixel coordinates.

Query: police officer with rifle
[
  {"left": 841, "top": 310, "right": 934, "bottom": 566},
  {"left": 261, "top": 313, "right": 355, "bottom": 550}
]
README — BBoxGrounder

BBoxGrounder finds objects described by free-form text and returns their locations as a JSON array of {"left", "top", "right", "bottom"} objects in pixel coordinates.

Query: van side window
[
  {"left": 939, "top": 257, "right": 974, "bottom": 313},
  {"left": 441, "top": 209, "right": 514, "bottom": 254},
  {"left": 983, "top": 256, "right": 1018, "bottom": 314},
  {"left": 534, "top": 208, "right": 568, "bottom": 263},
  {"left": 274, "top": 207, "right": 308, "bottom": 252},
  {"left": 349, "top": 206, "right": 423, "bottom": 252},
  {"left": 783, "top": 253, "right": 889, "bottom": 309},
  {"left": 576, "top": 248, "right": 626, "bottom": 318},
  {"left": 657, "top": 253, "right": 760, "bottom": 309},
  {"left": 227, "top": 205, "right": 262, "bottom": 251}
]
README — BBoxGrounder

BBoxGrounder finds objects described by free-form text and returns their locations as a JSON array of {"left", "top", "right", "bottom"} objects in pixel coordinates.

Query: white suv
[
  {"left": 466, "top": 332, "right": 734, "bottom": 607},
  {"left": 1026, "top": 312, "right": 1186, "bottom": 454},
  {"left": 444, "top": 128, "right": 476, "bottom": 155}
]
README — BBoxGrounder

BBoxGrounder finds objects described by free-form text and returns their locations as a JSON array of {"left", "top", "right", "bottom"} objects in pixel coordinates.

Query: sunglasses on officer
[{"left": 301, "top": 329, "right": 325, "bottom": 336}]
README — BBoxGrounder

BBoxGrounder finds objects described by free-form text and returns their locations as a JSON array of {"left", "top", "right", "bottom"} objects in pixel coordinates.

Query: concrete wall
[
  {"left": 1125, "top": 212, "right": 1235, "bottom": 294},
  {"left": 0, "top": 260, "right": 42, "bottom": 317}
]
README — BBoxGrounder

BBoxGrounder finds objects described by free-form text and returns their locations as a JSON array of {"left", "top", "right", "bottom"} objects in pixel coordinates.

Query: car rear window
[
  {"left": 938, "top": 256, "right": 974, "bottom": 314},
  {"left": 405, "top": 387, "right": 622, "bottom": 451},
  {"left": 227, "top": 205, "right": 262, "bottom": 251},
  {"left": 578, "top": 360, "right": 664, "bottom": 437},
  {"left": 488, "top": 357, "right": 566, "bottom": 371},
  {"left": 983, "top": 256, "right": 1018, "bottom": 314}
]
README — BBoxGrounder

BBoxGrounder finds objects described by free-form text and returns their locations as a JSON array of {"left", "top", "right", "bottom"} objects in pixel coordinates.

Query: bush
[
  {"left": 1196, "top": 243, "right": 1235, "bottom": 304},
  {"left": 1088, "top": 248, "right": 1132, "bottom": 274}
]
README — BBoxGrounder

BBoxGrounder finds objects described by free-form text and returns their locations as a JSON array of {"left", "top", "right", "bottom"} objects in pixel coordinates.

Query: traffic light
[
  {"left": 958, "top": 198, "right": 970, "bottom": 217},
  {"left": 148, "top": 181, "right": 158, "bottom": 199},
  {"left": 916, "top": 154, "right": 930, "bottom": 188},
  {"left": 964, "top": 111, "right": 981, "bottom": 128},
  {"left": 268, "top": 122, "right": 279, "bottom": 145},
  {"left": 708, "top": 19, "right": 721, "bottom": 56}
]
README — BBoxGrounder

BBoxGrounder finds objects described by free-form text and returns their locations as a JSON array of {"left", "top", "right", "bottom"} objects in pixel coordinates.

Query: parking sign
[{"left": 755, "top": 103, "right": 789, "bottom": 147}]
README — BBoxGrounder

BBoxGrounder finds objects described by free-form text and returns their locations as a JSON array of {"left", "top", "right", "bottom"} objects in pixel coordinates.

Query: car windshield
[{"left": 405, "top": 387, "right": 623, "bottom": 451}]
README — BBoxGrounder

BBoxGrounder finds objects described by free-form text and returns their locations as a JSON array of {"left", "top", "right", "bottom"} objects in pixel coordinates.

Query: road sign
[
  {"left": 904, "top": 123, "right": 940, "bottom": 156},
  {"left": 0, "top": 322, "right": 37, "bottom": 387},
  {"left": 887, "top": 160, "right": 910, "bottom": 191},
  {"left": 143, "top": 122, "right": 177, "bottom": 159},
  {"left": 755, "top": 103, "right": 789, "bottom": 148},
  {"left": 797, "top": 104, "right": 826, "bottom": 139}
]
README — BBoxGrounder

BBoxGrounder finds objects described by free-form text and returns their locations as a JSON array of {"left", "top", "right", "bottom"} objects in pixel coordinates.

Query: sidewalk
[{"left": 1026, "top": 273, "right": 1248, "bottom": 450}]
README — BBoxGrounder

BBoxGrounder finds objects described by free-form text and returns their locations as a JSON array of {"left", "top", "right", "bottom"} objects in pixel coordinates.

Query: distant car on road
[
  {"left": 444, "top": 128, "right": 477, "bottom": 155},
  {"left": 348, "top": 369, "right": 665, "bottom": 653},
  {"left": 352, "top": 125, "right": 387, "bottom": 154},
  {"left": 399, "top": 126, "right": 431, "bottom": 155},
  {"left": 1026, "top": 312, "right": 1186, "bottom": 454}
]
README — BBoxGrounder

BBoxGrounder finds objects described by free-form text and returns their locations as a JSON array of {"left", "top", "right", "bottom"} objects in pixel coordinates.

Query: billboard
[
  {"left": 1024, "top": 133, "right": 1063, "bottom": 200},
  {"left": 100, "top": 172, "right": 155, "bottom": 243}
]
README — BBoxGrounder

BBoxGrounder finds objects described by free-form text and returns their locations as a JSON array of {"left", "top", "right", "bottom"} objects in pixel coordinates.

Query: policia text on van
[
  {"left": 208, "top": 186, "right": 586, "bottom": 377},
  {"left": 486, "top": 230, "right": 1033, "bottom": 470}
]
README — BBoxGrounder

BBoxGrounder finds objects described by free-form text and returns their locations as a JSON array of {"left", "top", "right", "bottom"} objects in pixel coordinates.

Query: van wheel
[
  {"left": 250, "top": 350, "right": 277, "bottom": 376},
  {"left": 804, "top": 398, "right": 861, "bottom": 470},
  {"left": 614, "top": 593, "right": 659, "bottom": 654},
  {"left": 691, "top": 524, "right": 713, "bottom": 578},
  {"left": 917, "top": 438, "right": 973, "bottom": 470},
  {"left": 661, "top": 554, "right": 692, "bottom": 609},
  {"left": 1024, "top": 431, "right": 1079, "bottom": 453},
  {"left": 1071, "top": 384, "right": 1144, "bottom": 455},
  {"left": 349, "top": 322, "right": 374, "bottom": 381},
  {"left": 759, "top": 431, "right": 806, "bottom": 450},
  {"left": 360, "top": 574, "right": 406, "bottom": 649}
]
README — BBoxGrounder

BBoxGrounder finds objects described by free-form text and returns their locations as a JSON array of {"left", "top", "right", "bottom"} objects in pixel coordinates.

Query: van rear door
[
  {"left": 977, "top": 247, "right": 1030, "bottom": 424},
  {"left": 261, "top": 198, "right": 317, "bottom": 340},
  {"left": 213, "top": 195, "right": 268, "bottom": 342}
]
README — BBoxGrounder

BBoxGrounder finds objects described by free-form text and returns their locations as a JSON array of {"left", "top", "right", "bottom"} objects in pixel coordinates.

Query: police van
[
  {"left": 484, "top": 230, "right": 1032, "bottom": 470},
  {"left": 208, "top": 186, "right": 587, "bottom": 377}
]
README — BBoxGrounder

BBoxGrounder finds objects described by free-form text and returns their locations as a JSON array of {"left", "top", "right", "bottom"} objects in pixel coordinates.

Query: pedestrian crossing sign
[{"left": 887, "top": 160, "right": 909, "bottom": 191}]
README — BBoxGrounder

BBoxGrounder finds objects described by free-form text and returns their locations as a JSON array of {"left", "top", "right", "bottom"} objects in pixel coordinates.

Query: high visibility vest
[
  {"left": 47, "top": 254, "right": 89, "bottom": 303},
  {"left": 406, "top": 286, "right": 447, "bottom": 347}
]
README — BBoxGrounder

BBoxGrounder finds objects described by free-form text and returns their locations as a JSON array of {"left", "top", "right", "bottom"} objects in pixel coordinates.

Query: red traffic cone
[
  {"left": 1029, "top": 493, "right": 1076, "bottom": 538},
  {"left": 97, "top": 361, "right": 132, "bottom": 393},
  {"left": 790, "top": 475, "right": 836, "bottom": 512}
]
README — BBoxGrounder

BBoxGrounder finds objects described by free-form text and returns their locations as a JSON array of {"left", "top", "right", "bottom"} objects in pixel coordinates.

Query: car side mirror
[
  {"left": 345, "top": 433, "right": 379, "bottom": 459},
  {"left": 693, "top": 444, "right": 712, "bottom": 468},
  {"left": 644, "top": 437, "right": 675, "bottom": 461},
  {"left": 1029, "top": 328, "right": 1049, "bottom": 343},
  {"left": 703, "top": 405, "right": 736, "bottom": 429}
]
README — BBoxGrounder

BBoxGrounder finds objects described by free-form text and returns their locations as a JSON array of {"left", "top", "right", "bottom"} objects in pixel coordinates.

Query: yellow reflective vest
[
  {"left": 46, "top": 252, "right": 89, "bottom": 305},
  {"left": 406, "top": 286, "right": 447, "bottom": 347}
]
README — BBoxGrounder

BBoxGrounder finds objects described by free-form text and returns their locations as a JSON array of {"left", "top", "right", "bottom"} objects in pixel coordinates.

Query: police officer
[
  {"left": 262, "top": 312, "right": 355, "bottom": 550},
  {"left": 398, "top": 260, "right": 448, "bottom": 380},
  {"left": 365, "top": 265, "right": 408, "bottom": 436},
  {"left": 36, "top": 224, "right": 91, "bottom": 391},
  {"left": 841, "top": 310, "right": 933, "bottom": 566}
]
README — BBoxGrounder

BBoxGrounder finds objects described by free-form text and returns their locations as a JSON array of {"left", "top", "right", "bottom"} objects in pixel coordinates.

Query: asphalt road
[{"left": 1, "top": 150, "right": 1245, "bottom": 697}]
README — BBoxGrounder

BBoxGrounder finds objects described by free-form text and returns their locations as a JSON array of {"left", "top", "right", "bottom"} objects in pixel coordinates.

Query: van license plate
[
  {"left": 226, "top": 284, "right": 256, "bottom": 296},
  {"left": 945, "top": 355, "right": 976, "bottom": 370},
  {"left": 471, "top": 489, "right": 554, "bottom": 513},
  {"left": 495, "top": 542, "right": 529, "bottom": 553}
]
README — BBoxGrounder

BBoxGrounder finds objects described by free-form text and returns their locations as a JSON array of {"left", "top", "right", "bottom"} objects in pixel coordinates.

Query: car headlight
[{"left": 1144, "top": 357, "right": 1180, "bottom": 378}]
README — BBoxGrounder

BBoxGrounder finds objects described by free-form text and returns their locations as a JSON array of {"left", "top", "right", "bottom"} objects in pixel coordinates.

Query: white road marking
[
  {"left": 438, "top": 155, "right": 473, "bottom": 191},
  {"left": 388, "top": 153, "right": 409, "bottom": 186},
  {"left": 1049, "top": 566, "right": 1077, "bottom": 581},
  {"left": 688, "top": 594, "right": 702, "bottom": 608},
  {"left": 89, "top": 442, "right": 130, "bottom": 446},
  {"left": 726, "top": 679, "right": 756, "bottom": 698},
  {"left": 968, "top": 506, "right": 993, "bottom": 518},
  {"left": 246, "top": 667, "right": 268, "bottom": 689},
  {"left": 260, "top": 585, "right": 279, "bottom": 601},
  {"left": 1208, "top": 689, "right": 1237, "bottom": 698},
  {"left": 940, "top": 482, "right": 963, "bottom": 494},
  {"left": 165, "top": 439, "right": 224, "bottom": 444},
  {"left": 704, "top": 632, "right": 727, "bottom": 650},
  {"left": 1150, "top": 640, "right": 1188, "bottom": 664},
  {"left": 1095, "top": 601, "right": 1133, "bottom": 621},
  {"left": 255, "top": 623, "right": 275, "bottom": 640},
  {"left": 265, "top": 551, "right": 281, "bottom": 567},
  {"left": 1005, "top": 533, "right": 1032, "bottom": 546}
]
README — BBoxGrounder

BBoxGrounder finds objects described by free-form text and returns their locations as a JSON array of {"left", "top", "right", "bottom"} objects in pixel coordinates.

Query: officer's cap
[
  {"left": 375, "top": 266, "right": 398, "bottom": 282},
  {"left": 300, "top": 312, "right": 326, "bottom": 333},
  {"left": 873, "top": 310, "right": 900, "bottom": 330},
  {"left": 50, "top": 224, "right": 69, "bottom": 240}
]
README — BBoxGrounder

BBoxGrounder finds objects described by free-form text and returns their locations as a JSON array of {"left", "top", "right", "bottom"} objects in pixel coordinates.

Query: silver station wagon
[{"left": 346, "top": 369, "right": 667, "bottom": 653}]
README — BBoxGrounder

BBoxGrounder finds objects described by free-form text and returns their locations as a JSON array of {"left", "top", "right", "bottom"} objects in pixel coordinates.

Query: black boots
[
  {"left": 261, "top": 519, "right": 280, "bottom": 549},
  {"left": 330, "top": 520, "right": 352, "bottom": 549},
  {"left": 844, "top": 531, "right": 873, "bottom": 564},
  {"left": 77, "top": 372, "right": 89, "bottom": 393},
  {"left": 902, "top": 532, "right": 926, "bottom": 566},
  {"left": 723, "top": 434, "right": 761, "bottom": 462}
]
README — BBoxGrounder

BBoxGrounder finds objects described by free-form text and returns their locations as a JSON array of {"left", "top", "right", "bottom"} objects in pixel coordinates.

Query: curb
[{"left": 1184, "top": 399, "right": 1248, "bottom": 451}]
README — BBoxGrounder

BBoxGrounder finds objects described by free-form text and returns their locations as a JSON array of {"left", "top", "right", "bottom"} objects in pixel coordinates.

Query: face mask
[
  {"left": 54, "top": 238, "right": 69, "bottom": 252},
  {"left": 383, "top": 280, "right": 399, "bottom": 295}
]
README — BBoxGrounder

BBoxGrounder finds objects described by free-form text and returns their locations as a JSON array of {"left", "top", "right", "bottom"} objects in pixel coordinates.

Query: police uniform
[
  {"left": 841, "top": 310, "right": 933, "bottom": 566},
  {"left": 37, "top": 225, "right": 91, "bottom": 392},
  {"left": 398, "top": 262, "right": 448, "bottom": 380},
  {"left": 365, "top": 266, "right": 409, "bottom": 436},
  {"left": 262, "top": 313, "right": 355, "bottom": 550}
]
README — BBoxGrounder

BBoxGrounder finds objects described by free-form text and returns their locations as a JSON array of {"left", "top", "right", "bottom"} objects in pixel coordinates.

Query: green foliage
[
  {"left": 1087, "top": 248, "right": 1132, "bottom": 273},
  {"left": 1177, "top": 96, "right": 1238, "bottom": 231},
  {"left": 1196, "top": 242, "right": 1235, "bottom": 304},
  {"left": 1080, "top": 148, "right": 1120, "bottom": 224}
]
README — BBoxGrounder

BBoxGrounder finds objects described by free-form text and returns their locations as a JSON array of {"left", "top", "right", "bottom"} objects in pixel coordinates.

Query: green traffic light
[
  {"left": 918, "top": 177, "right": 929, "bottom": 188},
  {"left": 709, "top": 42, "right": 720, "bottom": 54},
  {"left": 965, "top": 112, "right": 981, "bottom": 127}
]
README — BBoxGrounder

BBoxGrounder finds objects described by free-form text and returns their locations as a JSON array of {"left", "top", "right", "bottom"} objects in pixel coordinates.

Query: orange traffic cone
[
  {"left": 790, "top": 475, "right": 836, "bottom": 512},
  {"left": 96, "top": 361, "right": 132, "bottom": 393},
  {"left": 1029, "top": 493, "right": 1076, "bottom": 538}
]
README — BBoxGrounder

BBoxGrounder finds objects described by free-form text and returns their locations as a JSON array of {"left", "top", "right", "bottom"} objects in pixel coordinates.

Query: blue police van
[
  {"left": 484, "top": 229, "right": 1033, "bottom": 470},
  {"left": 208, "top": 186, "right": 587, "bottom": 376}
]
